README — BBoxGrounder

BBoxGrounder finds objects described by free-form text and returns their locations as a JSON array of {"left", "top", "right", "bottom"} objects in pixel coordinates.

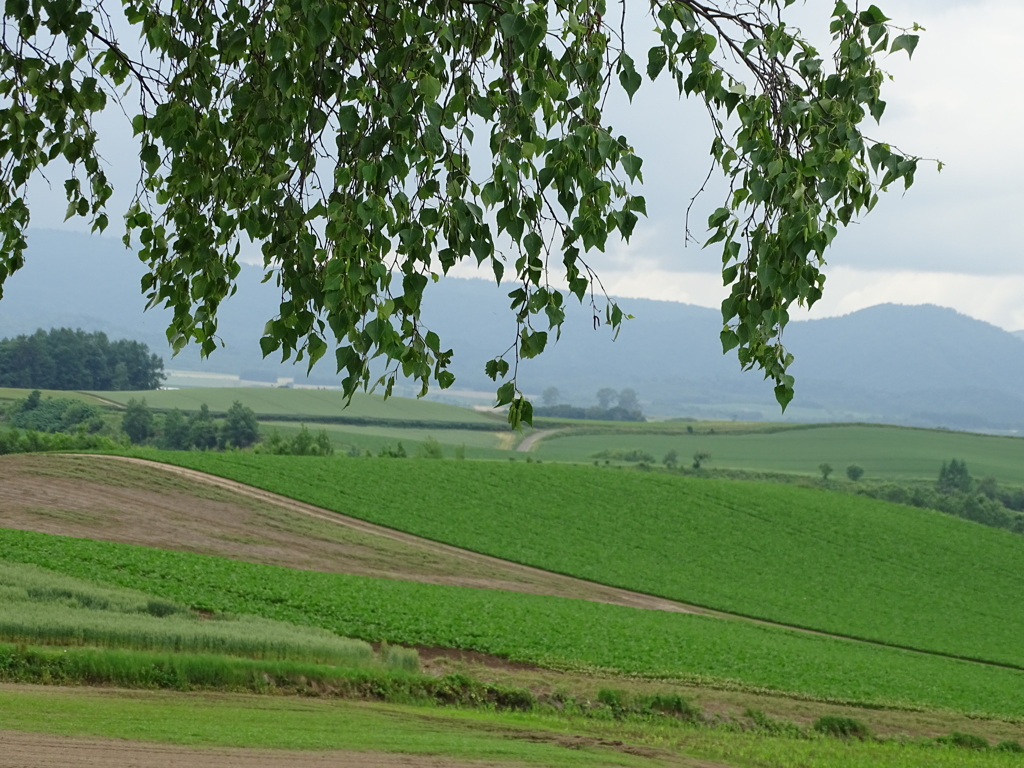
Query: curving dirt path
[{"left": 516, "top": 428, "right": 561, "bottom": 452}]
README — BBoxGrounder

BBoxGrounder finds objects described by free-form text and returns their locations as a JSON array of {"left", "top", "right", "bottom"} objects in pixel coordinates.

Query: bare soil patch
[{"left": 0, "top": 453, "right": 708, "bottom": 615}]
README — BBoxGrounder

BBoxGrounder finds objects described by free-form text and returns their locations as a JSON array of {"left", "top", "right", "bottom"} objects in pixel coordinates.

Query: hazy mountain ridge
[{"left": 3, "top": 229, "right": 1024, "bottom": 431}]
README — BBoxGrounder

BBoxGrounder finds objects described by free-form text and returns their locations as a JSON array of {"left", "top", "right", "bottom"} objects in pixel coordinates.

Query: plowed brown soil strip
[{"left": 0, "top": 453, "right": 711, "bottom": 615}]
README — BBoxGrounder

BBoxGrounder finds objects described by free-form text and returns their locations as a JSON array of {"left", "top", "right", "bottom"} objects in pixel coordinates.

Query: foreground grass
[
  {"left": 4, "top": 529, "right": 1024, "bottom": 718},
  {"left": 0, "top": 685, "right": 644, "bottom": 767},
  {"left": 125, "top": 452, "right": 1024, "bottom": 669},
  {"left": 2, "top": 685, "right": 1021, "bottom": 768}
]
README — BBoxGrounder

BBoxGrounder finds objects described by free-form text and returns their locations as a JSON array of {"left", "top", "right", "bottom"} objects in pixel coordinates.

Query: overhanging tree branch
[{"left": 0, "top": 0, "right": 926, "bottom": 424}]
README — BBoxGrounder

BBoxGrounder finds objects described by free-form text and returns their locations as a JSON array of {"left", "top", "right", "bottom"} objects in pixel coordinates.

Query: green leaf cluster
[{"left": 0, "top": 1, "right": 924, "bottom": 420}]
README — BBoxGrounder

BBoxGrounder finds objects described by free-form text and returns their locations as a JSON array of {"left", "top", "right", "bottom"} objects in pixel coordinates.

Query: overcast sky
[
  {"left": 23, "top": 0, "right": 1024, "bottom": 332},
  {"left": 565, "top": 0, "right": 1024, "bottom": 331}
]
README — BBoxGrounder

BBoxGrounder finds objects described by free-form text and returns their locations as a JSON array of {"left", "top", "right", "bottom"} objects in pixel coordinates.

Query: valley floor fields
[{"left": 2, "top": 449, "right": 1023, "bottom": 766}]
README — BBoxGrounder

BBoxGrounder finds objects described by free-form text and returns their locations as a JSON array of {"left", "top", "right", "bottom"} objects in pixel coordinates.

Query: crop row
[
  {"left": 130, "top": 452, "right": 1024, "bottom": 669},
  {"left": 3, "top": 528, "right": 1023, "bottom": 718}
]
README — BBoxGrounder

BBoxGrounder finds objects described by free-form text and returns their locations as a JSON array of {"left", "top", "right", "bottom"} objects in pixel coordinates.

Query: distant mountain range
[{"left": 3, "top": 229, "right": 1024, "bottom": 432}]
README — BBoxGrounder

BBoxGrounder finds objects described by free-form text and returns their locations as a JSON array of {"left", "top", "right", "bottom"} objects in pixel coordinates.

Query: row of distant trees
[
  {"left": 122, "top": 400, "right": 260, "bottom": 450},
  {"left": 534, "top": 387, "right": 645, "bottom": 422},
  {"left": 0, "top": 328, "right": 164, "bottom": 390}
]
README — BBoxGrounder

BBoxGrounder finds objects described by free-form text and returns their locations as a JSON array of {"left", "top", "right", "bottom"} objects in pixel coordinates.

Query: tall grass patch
[{"left": 0, "top": 562, "right": 379, "bottom": 667}]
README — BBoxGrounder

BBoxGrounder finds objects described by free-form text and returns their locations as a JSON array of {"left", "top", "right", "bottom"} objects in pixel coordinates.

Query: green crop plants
[
  {"left": 0, "top": 562, "right": 380, "bottom": 667},
  {"left": 129, "top": 452, "right": 1024, "bottom": 670},
  {"left": 4, "top": 529, "right": 1024, "bottom": 718}
]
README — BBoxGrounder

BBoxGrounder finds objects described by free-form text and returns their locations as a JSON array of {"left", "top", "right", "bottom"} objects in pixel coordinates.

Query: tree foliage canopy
[
  {"left": 0, "top": 328, "right": 165, "bottom": 390},
  {"left": 0, "top": 0, "right": 921, "bottom": 423}
]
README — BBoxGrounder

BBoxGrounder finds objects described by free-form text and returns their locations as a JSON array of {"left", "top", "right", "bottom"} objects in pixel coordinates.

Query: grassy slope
[
  {"left": 130, "top": 452, "right": 1024, "bottom": 669},
  {"left": 0, "top": 687, "right": 643, "bottom": 767},
  {"left": 6, "top": 686, "right": 1021, "bottom": 768},
  {"left": 535, "top": 424, "right": 1024, "bottom": 484},
  {"left": 0, "top": 387, "right": 110, "bottom": 406},
  {"left": 4, "top": 527, "right": 1024, "bottom": 718}
]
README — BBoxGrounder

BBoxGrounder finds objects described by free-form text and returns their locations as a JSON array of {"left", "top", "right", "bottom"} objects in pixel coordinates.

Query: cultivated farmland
[
  {"left": 3, "top": 449, "right": 1024, "bottom": 766},
  {"left": 532, "top": 423, "right": 1024, "bottom": 484},
  {"left": 4, "top": 527, "right": 1024, "bottom": 718},
  {"left": 132, "top": 451, "right": 1024, "bottom": 669}
]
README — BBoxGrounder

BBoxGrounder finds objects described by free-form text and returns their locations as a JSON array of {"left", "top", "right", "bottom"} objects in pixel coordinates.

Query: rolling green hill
[
  {"left": 533, "top": 423, "right": 1024, "bottom": 485},
  {"left": 127, "top": 452, "right": 1024, "bottom": 670}
]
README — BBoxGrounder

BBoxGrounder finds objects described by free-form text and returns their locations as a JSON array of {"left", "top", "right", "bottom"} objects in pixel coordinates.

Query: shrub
[
  {"left": 744, "top": 708, "right": 805, "bottom": 738},
  {"left": 995, "top": 740, "right": 1024, "bottom": 753},
  {"left": 417, "top": 437, "right": 444, "bottom": 459},
  {"left": 597, "top": 687, "right": 626, "bottom": 713},
  {"left": 939, "top": 732, "right": 989, "bottom": 750},
  {"left": 635, "top": 693, "right": 700, "bottom": 721},
  {"left": 812, "top": 715, "right": 871, "bottom": 740},
  {"left": 846, "top": 464, "right": 864, "bottom": 481}
]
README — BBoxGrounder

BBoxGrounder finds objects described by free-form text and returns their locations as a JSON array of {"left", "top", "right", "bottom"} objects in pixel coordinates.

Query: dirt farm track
[{"left": 0, "top": 730, "right": 511, "bottom": 768}]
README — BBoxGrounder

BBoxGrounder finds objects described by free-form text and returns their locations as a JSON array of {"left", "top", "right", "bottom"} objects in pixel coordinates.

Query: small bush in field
[
  {"left": 939, "top": 731, "right": 989, "bottom": 750},
  {"left": 812, "top": 715, "right": 871, "bottom": 740}
]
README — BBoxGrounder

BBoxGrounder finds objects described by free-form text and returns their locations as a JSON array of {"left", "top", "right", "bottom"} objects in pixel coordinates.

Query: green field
[
  {"left": 91, "top": 387, "right": 506, "bottom": 425},
  {"left": 533, "top": 424, "right": 1024, "bottom": 484},
  {"left": 260, "top": 420, "right": 513, "bottom": 458},
  {"left": 0, "top": 561, "right": 377, "bottom": 666},
  {"left": 126, "top": 452, "right": 1024, "bottom": 670},
  {"left": 0, "top": 387, "right": 110, "bottom": 407},
  {"left": 4, "top": 528, "right": 1024, "bottom": 718},
  {"left": 7, "top": 685, "right": 1020, "bottom": 768}
]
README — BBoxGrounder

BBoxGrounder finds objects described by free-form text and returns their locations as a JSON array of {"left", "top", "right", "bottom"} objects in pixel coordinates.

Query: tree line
[
  {"left": 0, "top": 391, "right": 333, "bottom": 457},
  {"left": 0, "top": 328, "right": 164, "bottom": 390},
  {"left": 533, "top": 388, "right": 645, "bottom": 422}
]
